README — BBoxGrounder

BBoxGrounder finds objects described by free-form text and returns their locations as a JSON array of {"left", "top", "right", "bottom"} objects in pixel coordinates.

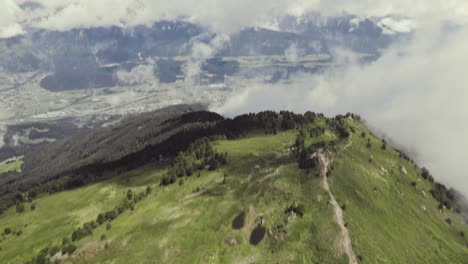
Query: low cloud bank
[{"left": 116, "top": 63, "right": 158, "bottom": 86}]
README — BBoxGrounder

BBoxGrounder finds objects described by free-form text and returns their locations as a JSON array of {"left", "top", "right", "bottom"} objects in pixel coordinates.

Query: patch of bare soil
[
  {"left": 70, "top": 240, "right": 108, "bottom": 262},
  {"left": 225, "top": 236, "right": 239, "bottom": 246},
  {"left": 243, "top": 205, "right": 256, "bottom": 239},
  {"left": 259, "top": 166, "right": 282, "bottom": 183}
]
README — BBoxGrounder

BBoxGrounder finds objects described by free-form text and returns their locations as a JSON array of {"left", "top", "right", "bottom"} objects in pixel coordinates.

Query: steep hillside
[
  {"left": 328, "top": 121, "right": 468, "bottom": 263},
  {"left": 0, "top": 112, "right": 466, "bottom": 264},
  {"left": 0, "top": 104, "right": 209, "bottom": 211}
]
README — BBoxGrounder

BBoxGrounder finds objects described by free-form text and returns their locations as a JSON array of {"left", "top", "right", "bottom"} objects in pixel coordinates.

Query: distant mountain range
[{"left": 0, "top": 14, "right": 409, "bottom": 91}]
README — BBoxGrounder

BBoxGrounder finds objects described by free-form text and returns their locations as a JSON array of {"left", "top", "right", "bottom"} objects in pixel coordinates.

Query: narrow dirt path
[
  {"left": 343, "top": 137, "right": 353, "bottom": 150},
  {"left": 319, "top": 149, "right": 357, "bottom": 264},
  {"left": 260, "top": 166, "right": 282, "bottom": 182}
]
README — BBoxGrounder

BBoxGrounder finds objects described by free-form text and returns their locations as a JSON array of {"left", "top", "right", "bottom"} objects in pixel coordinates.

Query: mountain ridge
[{"left": 0, "top": 107, "right": 466, "bottom": 263}]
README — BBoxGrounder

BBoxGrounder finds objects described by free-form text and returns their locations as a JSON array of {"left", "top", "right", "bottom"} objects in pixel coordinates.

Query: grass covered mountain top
[{"left": 0, "top": 107, "right": 467, "bottom": 263}]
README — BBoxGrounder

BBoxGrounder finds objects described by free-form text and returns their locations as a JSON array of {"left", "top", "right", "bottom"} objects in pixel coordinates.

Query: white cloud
[
  {"left": 285, "top": 44, "right": 302, "bottom": 63},
  {"left": 0, "top": 23, "right": 25, "bottom": 39},
  {"left": 1, "top": 0, "right": 467, "bottom": 35},
  {"left": 183, "top": 34, "right": 230, "bottom": 86},
  {"left": 0, "top": 0, "right": 25, "bottom": 39},
  {"left": 116, "top": 63, "right": 158, "bottom": 86}
]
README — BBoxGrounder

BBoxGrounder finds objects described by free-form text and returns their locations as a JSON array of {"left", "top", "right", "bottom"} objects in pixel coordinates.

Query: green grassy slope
[
  {"left": 330, "top": 119, "right": 468, "bottom": 263},
  {"left": 0, "top": 118, "right": 466, "bottom": 264},
  {"left": 0, "top": 129, "right": 345, "bottom": 264}
]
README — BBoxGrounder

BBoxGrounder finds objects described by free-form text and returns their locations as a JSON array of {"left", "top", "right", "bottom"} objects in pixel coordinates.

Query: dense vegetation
[{"left": 160, "top": 138, "right": 228, "bottom": 186}]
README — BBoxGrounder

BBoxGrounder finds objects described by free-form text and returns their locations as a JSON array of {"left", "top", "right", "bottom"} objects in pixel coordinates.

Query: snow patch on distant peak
[
  {"left": 350, "top": 17, "right": 365, "bottom": 28},
  {"left": 260, "top": 20, "right": 281, "bottom": 32},
  {"left": 349, "top": 17, "right": 365, "bottom": 32},
  {"left": 378, "top": 17, "right": 415, "bottom": 34}
]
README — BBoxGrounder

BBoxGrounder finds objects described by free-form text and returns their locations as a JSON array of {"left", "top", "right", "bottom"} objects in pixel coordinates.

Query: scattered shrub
[
  {"left": 97, "top": 213, "right": 105, "bottom": 225},
  {"left": 145, "top": 186, "right": 152, "bottom": 195},
  {"left": 62, "top": 237, "right": 71, "bottom": 245},
  {"left": 49, "top": 245, "right": 60, "bottom": 256},
  {"left": 422, "top": 168, "right": 428, "bottom": 179},
  {"left": 285, "top": 204, "right": 305, "bottom": 217},
  {"left": 430, "top": 183, "right": 455, "bottom": 210},
  {"left": 126, "top": 190, "right": 134, "bottom": 201},
  {"left": 106, "top": 210, "right": 118, "bottom": 221},
  {"left": 16, "top": 203, "right": 25, "bottom": 213},
  {"left": 61, "top": 243, "right": 77, "bottom": 255},
  {"left": 381, "top": 139, "right": 387, "bottom": 150},
  {"left": 60, "top": 237, "right": 76, "bottom": 255}
]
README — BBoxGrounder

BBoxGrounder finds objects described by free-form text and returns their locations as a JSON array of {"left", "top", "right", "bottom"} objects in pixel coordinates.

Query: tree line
[{"left": 160, "top": 138, "right": 228, "bottom": 186}]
